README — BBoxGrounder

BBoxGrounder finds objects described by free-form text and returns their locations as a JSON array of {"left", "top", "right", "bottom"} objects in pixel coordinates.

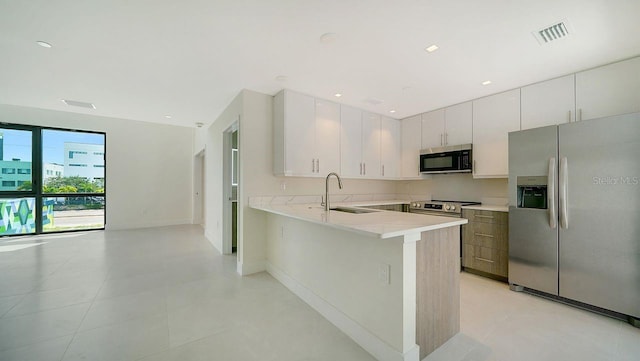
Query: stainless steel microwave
[{"left": 419, "top": 144, "right": 472, "bottom": 174}]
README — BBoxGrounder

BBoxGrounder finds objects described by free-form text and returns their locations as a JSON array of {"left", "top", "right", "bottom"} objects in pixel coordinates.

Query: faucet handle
[{"left": 320, "top": 195, "right": 325, "bottom": 207}]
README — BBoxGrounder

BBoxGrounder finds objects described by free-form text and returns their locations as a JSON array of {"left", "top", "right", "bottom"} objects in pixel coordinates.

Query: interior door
[
  {"left": 558, "top": 113, "right": 640, "bottom": 318},
  {"left": 508, "top": 125, "right": 559, "bottom": 295}
]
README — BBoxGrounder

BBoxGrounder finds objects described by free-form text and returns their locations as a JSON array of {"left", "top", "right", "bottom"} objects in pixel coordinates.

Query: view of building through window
[{"left": 0, "top": 126, "right": 105, "bottom": 236}]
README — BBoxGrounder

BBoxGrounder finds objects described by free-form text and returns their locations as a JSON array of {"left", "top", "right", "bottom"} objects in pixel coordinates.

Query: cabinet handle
[
  {"left": 474, "top": 233, "right": 494, "bottom": 238},
  {"left": 440, "top": 133, "right": 444, "bottom": 146},
  {"left": 567, "top": 110, "right": 572, "bottom": 123},
  {"left": 316, "top": 159, "right": 319, "bottom": 173},
  {"left": 382, "top": 165, "right": 385, "bottom": 176},
  {"left": 360, "top": 163, "right": 363, "bottom": 175},
  {"left": 475, "top": 215, "right": 494, "bottom": 219},
  {"left": 312, "top": 159, "right": 315, "bottom": 173},
  {"left": 363, "top": 163, "right": 366, "bottom": 175},
  {"left": 578, "top": 108, "right": 582, "bottom": 122},
  {"left": 475, "top": 257, "right": 494, "bottom": 264},
  {"left": 445, "top": 133, "right": 448, "bottom": 145}
]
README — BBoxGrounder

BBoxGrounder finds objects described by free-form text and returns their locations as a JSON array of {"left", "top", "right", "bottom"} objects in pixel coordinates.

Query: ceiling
[{"left": 1, "top": 0, "right": 639, "bottom": 128}]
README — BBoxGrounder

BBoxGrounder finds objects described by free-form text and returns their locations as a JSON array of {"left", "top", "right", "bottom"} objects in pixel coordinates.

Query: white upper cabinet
[
  {"left": 421, "top": 109, "right": 445, "bottom": 149},
  {"left": 273, "top": 90, "right": 340, "bottom": 177},
  {"left": 444, "top": 101, "right": 472, "bottom": 145},
  {"left": 521, "top": 74, "right": 575, "bottom": 130},
  {"left": 340, "top": 105, "right": 364, "bottom": 178},
  {"left": 361, "top": 112, "right": 381, "bottom": 178},
  {"left": 472, "top": 89, "right": 521, "bottom": 178},
  {"left": 314, "top": 99, "right": 341, "bottom": 174},
  {"left": 401, "top": 115, "right": 422, "bottom": 179},
  {"left": 380, "top": 116, "right": 400, "bottom": 178},
  {"left": 421, "top": 102, "right": 472, "bottom": 149},
  {"left": 576, "top": 57, "right": 640, "bottom": 121}
]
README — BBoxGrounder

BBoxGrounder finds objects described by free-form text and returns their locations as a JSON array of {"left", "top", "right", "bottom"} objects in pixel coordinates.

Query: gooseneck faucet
[{"left": 324, "top": 172, "right": 343, "bottom": 211}]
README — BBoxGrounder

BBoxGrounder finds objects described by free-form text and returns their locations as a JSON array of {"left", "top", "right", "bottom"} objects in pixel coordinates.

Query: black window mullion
[{"left": 33, "top": 129, "right": 43, "bottom": 234}]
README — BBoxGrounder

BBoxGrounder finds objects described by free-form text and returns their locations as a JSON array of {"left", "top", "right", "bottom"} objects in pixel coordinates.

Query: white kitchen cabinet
[
  {"left": 521, "top": 74, "right": 575, "bottom": 130},
  {"left": 315, "top": 99, "right": 341, "bottom": 174},
  {"left": 421, "top": 109, "right": 445, "bottom": 149},
  {"left": 340, "top": 105, "right": 364, "bottom": 177},
  {"left": 472, "top": 89, "right": 521, "bottom": 178},
  {"left": 421, "top": 103, "right": 472, "bottom": 149},
  {"left": 273, "top": 90, "right": 340, "bottom": 177},
  {"left": 361, "top": 112, "right": 381, "bottom": 178},
  {"left": 444, "top": 101, "right": 473, "bottom": 145},
  {"left": 576, "top": 57, "right": 640, "bottom": 121},
  {"left": 401, "top": 115, "right": 422, "bottom": 179},
  {"left": 380, "top": 116, "right": 400, "bottom": 178}
]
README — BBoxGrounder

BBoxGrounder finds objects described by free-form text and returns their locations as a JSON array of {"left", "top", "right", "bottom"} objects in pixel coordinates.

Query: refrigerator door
[
  {"left": 508, "top": 125, "right": 559, "bottom": 294},
  {"left": 558, "top": 113, "right": 640, "bottom": 318}
]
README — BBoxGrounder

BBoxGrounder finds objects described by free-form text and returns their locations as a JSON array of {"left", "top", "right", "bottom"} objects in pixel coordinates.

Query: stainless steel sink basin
[{"left": 330, "top": 207, "right": 377, "bottom": 214}]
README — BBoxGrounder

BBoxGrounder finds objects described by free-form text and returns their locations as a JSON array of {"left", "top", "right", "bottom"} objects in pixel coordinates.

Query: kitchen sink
[{"left": 330, "top": 206, "right": 378, "bottom": 214}]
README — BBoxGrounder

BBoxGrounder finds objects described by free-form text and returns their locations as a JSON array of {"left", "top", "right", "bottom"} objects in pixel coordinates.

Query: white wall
[
  {"left": 0, "top": 104, "right": 195, "bottom": 230},
  {"left": 201, "top": 93, "right": 242, "bottom": 253}
]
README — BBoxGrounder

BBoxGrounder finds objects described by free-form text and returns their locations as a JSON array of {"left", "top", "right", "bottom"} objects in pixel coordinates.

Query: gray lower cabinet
[{"left": 462, "top": 209, "right": 508, "bottom": 278}]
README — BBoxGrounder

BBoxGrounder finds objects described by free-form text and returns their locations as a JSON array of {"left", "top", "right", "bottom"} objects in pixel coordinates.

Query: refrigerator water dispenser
[{"left": 516, "top": 176, "right": 547, "bottom": 209}]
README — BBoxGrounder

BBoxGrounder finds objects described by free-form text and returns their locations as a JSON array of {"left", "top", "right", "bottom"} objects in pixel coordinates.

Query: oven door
[
  {"left": 409, "top": 209, "right": 461, "bottom": 218},
  {"left": 419, "top": 150, "right": 471, "bottom": 174}
]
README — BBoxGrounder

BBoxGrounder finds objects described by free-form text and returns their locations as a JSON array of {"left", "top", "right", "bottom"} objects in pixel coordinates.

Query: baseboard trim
[
  {"left": 237, "top": 259, "right": 266, "bottom": 275},
  {"left": 266, "top": 262, "right": 419, "bottom": 361},
  {"left": 105, "top": 218, "right": 193, "bottom": 231}
]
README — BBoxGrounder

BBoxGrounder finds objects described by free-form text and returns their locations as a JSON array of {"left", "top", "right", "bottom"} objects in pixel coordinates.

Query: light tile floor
[{"left": 0, "top": 225, "right": 637, "bottom": 361}]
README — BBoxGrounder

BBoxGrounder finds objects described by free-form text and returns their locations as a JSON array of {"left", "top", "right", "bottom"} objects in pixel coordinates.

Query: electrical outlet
[{"left": 378, "top": 263, "right": 390, "bottom": 285}]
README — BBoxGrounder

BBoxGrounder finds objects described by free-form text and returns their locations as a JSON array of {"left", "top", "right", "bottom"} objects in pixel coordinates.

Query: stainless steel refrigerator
[{"left": 508, "top": 112, "right": 640, "bottom": 321}]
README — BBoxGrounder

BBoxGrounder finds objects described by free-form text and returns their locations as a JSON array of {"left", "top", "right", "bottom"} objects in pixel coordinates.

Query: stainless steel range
[{"left": 409, "top": 200, "right": 481, "bottom": 218}]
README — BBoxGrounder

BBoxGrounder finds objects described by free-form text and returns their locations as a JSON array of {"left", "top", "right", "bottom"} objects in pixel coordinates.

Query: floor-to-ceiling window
[{"left": 0, "top": 124, "right": 105, "bottom": 236}]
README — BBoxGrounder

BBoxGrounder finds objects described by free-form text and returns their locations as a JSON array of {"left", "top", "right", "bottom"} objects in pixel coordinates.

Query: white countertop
[
  {"left": 461, "top": 205, "right": 509, "bottom": 212},
  {"left": 251, "top": 203, "right": 467, "bottom": 239}
]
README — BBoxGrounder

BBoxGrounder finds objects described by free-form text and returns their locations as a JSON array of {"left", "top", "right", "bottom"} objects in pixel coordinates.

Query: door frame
[{"left": 222, "top": 121, "right": 238, "bottom": 255}]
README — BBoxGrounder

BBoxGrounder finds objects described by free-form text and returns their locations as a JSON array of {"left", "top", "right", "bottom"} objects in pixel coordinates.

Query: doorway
[
  {"left": 193, "top": 150, "right": 205, "bottom": 227},
  {"left": 223, "top": 122, "right": 238, "bottom": 254}
]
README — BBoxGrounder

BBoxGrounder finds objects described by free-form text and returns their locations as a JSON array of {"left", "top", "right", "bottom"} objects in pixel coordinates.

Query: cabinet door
[
  {"left": 421, "top": 109, "right": 445, "bottom": 149},
  {"left": 472, "top": 89, "right": 521, "bottom": 178},
  {"left": 361, "top": 112, "right": 381, "bottom": 178},
  {"left": 444, "top": 101, "right": 472, "bottom": 145},
  {"left": 576, "top": 57, "right": 640, "bottom": 121},
  {"left": 521, "top": 74, "right": 575, "bottom": 130},
  {"left": 401, "top": 115, "right": 422, "bottom": 178},
  {"left": 340, "top": 105, "right": 363, "bottom": 177},
  {"left": 380, "top": 116, "right": 400, "bottom": 178},
  {"left": 315, "top": 99, "right": 341, "bottom": 175},
  {"left": 285, "top": 91, "right": 317, "bottom": 176}
]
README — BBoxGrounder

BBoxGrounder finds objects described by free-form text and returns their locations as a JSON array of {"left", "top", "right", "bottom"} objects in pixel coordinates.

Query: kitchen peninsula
[{"left": 251, "top": 200, "right": 467, "bottom": 361}]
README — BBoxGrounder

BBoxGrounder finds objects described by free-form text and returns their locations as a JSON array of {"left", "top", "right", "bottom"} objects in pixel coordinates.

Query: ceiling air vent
[
  {"left": 533, "top": 19, "right": 573, "bottom": 45},
  {"left": 62, "top": 99, "right": 96, "bottom": 109}
]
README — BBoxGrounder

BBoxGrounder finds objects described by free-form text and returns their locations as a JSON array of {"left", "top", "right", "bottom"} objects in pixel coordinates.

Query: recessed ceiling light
[
  {"left": 389, "top": 110, "right": 396, "bottom": 113},
  {"left": 482, "top": 80, "right": 492, "bottom": 85},
  {"left": 164, "top": 115, "right": 172, "bottom": 119},
  {"left": 320, "top": 32, "right": 338, "bottom": 43},
  {"left": 195, "top": 122, "right": 204, "bottom": 128},
  {"left": 275, "top": 75, "right": 288, "bottom": 82},
  {"left": 425, "top": 45, "right": 439, "bottom": 53},
  {"left": 36, "top": 41, "right": 52, "bottom": 48},
  {"left": 334, "top": 93, "right": 342, "bottom": 98}
]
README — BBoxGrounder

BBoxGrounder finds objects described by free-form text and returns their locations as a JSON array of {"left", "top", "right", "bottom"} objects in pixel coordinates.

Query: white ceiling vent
[
  {"left": 364, "top": 97, "right": 383, "bottom": 105},
  {"left": 533, "top": 19, "right": 573, "bottom": 45},
  {"left": 62, "top": 99, "right": 96, "bottom": 109}
]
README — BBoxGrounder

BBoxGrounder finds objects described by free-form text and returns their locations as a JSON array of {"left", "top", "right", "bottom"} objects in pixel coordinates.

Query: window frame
[{"left": 0, "top": 122, "right": 106, "bottom": 236}]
